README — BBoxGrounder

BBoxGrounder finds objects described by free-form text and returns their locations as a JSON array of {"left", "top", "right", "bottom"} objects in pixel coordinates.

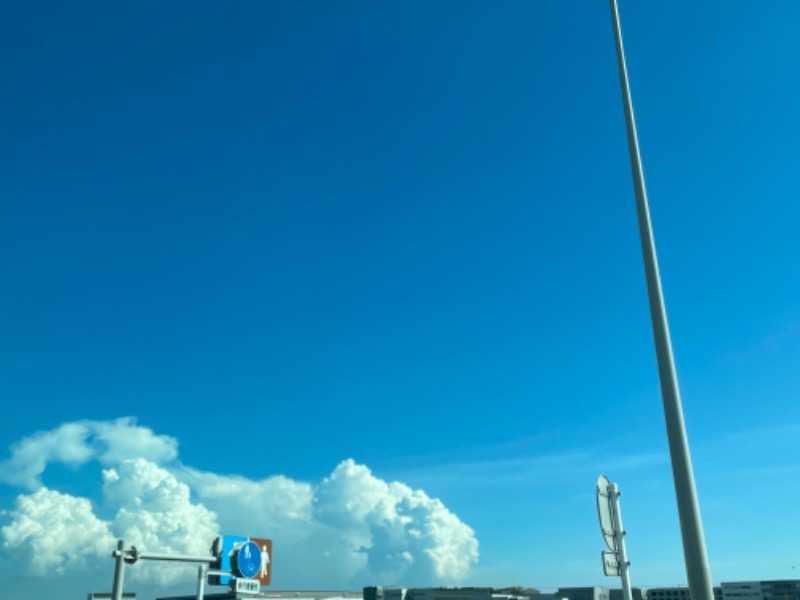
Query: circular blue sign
[{"left": 235, "top": 541, "right": 261, "bottom": 579}]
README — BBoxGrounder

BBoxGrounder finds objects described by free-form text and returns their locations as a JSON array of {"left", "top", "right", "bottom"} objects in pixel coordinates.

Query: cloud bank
[
  {"left": 0, "top": 417, "right": 178, "bottom": 490},
  {"left": 0, "top": 418, "right": 478, "bottom": 589}
]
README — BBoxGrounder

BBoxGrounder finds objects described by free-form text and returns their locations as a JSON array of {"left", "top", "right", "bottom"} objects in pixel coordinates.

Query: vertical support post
[
  {"left": 196, "top": 564, "right": 207, "bottom": 600},
  {"left": 608, "top": 2, "right": 714, "bottom": 600},
  {"left": 111, "top": 539, "right": 126, "bottom": 600},
  {"left": 611, "top": 484, "right": 633, "bottom": 600}
]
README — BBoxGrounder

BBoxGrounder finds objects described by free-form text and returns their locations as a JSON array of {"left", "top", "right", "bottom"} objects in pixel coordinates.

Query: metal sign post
[
  {"left": 108, "top": 534, "right": 271, "bottom": 600},
  {"left": 111, "top": 540, "right": 127, "bottom": 600},
  {"left": 196, "top": 565, "right": 207, "bottom": 600},
  {"left": 597, "top": 475, "right": 633, "bottom": 600},
  {"left": 110, "top": 542, "right": 218, "bottom": 600},
  {"left": 610, "top": 482, "right": 632, "bottom": 600}
]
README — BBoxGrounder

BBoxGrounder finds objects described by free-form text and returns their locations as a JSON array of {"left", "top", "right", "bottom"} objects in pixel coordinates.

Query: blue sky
[{"left": 2, "top": 1, "right": 800, "bottom": 599}]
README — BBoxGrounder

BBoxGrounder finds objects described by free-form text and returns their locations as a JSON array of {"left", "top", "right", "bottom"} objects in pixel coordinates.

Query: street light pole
[{"left": 608, "top": 2, "right": 714, "bottom": 599}]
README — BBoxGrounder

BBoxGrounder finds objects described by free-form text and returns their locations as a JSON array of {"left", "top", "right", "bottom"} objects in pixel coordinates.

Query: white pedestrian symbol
[{"left": 260, "top": 544, "right": 270, "bottom": 578}]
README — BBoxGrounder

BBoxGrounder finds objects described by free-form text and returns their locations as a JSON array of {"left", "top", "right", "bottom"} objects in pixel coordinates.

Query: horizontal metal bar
[
  {"left": 113, "top": 549, "right": 217, "bottom": 564},
  {"left": 137, "top": 552, "right": 217, "bottom": 563}
]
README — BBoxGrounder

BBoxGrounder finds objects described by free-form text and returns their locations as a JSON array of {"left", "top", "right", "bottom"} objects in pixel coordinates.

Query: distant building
[
  {"left": 648, "top": 588, "right": 690, "bottom": 600},
  {"left": 167, "top": 582, "right": 798, "bottom": 600},
  {"left": 382, "top": 589, "right": 407, "bottom": 600},
  {"left": 365, "top": 586, "right": 537, "bottom": 600},
  {"left": 722, "top": 583, "right": 763, "bottom": 600},
  {"left": 647, "top": 587, "right": 722, "bottom": 600},
  {"left": 158, "top": 591, "right": 362, "bottom": 600},
  {"left": 611, "top": 588, "right": 644, "bottom": 600},
  {"left": 535, "top": 594, "right": 568, "bottom": 600},
  {"left": 406, "top": 587, "right": 494, "bottom": 600},
  {"left": 365, "top": 588, "right": 406, "bottom": 600},
  {"left": 722, "top": 581, "right": 800, "bottom": 600},
  {"left": 761, "top": 580, "right": 800, "bottom": 600},
  {"left": 556, "top": 587, "right": 610, "bottom": 600},
  {"left": 493, "top": 588, "right": 541, "bottom": 598}
]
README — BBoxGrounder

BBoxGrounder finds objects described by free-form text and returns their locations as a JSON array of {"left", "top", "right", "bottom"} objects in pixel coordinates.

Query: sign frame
[{"left": 210, "top": 535, "right": 272, "bottom": 587}]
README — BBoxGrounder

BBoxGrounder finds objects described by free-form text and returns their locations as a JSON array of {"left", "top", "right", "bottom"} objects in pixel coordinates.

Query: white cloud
[
  {"left": 103, "top": 459, "right": 220, "bottom": 585},
  {"left": 0, "top": 460, "right": 219, "bottom": 586},
  {"left": 313, "top": 459, "right": 479, "bottom": 585},
  {"left": 0, "top": 422, "right": 96, "bottom": 490},
  {"left": 0, "top": 420, "right": 479, "bottom": 590},
  {"left": 93, "top": 419, "right": 178, "bottom": 466},
  {"left": 178, "top": 468, "right": 314, "bottom": 527},
  {"left": 180, "top": 459, "right": 479, "bottom": 587},
  {"left": 1, "top": 487, "right": 115, "bottom": 575},
  {"left": 0, "top": 418, "right": 177, "bottom": 491},
  {"left": 176, "top": 466, "right": 352, "bottom": 587}
]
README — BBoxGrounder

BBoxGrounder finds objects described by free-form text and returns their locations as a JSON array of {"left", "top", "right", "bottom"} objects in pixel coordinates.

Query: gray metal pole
[
  {"left": 134, "top": 551, "right": 217, "bottom": 564},
  {"left": 611, "top": 484, "right": 633, "bottom": 600},
  {"left": 111, "top": 539, "right": 126, "bottom": 600},
  {"left": 196, "top": 564, "right": 207, "bottom": 600},
  {"left": 608, "top": 2, "right": 714, "bottom": 599}
]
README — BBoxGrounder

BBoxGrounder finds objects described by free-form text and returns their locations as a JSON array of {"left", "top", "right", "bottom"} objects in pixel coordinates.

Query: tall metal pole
[{"left": 608, "top": 2, "right": 714, "bottom": 599}]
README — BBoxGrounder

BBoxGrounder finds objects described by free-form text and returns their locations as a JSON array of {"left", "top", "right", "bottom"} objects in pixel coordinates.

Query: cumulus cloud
[
  {"left": 1, "top": 460, "right": 218, "bottom": 586},
  {"left": 0, "top": 420, "right": 478, "bottom": 589},
  {"left": 93, "top": 420, "right": 178, "bottom": 466},
  {"left": 104, "top": 459, "right": 220, "bottom": 584},
  {"left": 1, "top": 488, "right": 115, "bottom": 575},
  {"left": 0, "top": 418, "right": 177, "bottom": 490},
  {"left": 314, "top": 460, "right": 478, "bottom": 584},
  {"left": 181, "top": 459, "right": 479, "bottom": 586}
]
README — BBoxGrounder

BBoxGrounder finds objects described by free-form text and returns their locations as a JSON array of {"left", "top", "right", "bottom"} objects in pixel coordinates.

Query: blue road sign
[
  {"left": 211, "top": 534, "right": 272, "bottom": 586},
  {"left": 235, "top": 540, "right": 261, "bottom": 579}
]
